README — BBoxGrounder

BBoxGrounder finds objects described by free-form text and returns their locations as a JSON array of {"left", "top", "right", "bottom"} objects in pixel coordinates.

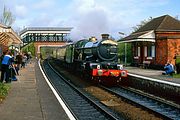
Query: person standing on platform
[
  {"left": 21, "top": 53, "right": 27, "bottom": 68},
  {"left": 0, "top": 50, "right": 13, "bottom": 83},
  {"left": 15, "top": 52, "right": 22, "bottom": 74}
]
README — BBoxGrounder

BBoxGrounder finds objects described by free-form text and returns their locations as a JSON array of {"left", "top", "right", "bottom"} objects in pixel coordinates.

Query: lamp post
[
  {"left": 9, "top": 45, "right": 15, "bottom": 50},
  {"left": 118, "top": 32, "right": 127, "bottom": 66},
  {"left": 125, "top": 42, "right": 127, "bottom": 66}
]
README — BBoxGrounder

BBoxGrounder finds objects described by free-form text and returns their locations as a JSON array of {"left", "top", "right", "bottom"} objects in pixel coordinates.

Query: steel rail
[
  {"left": 42, "top": 59, "right": 121, "bottom": 120},
  {"left": 100, "top": 85, "right": 180, "bottom": 120}
]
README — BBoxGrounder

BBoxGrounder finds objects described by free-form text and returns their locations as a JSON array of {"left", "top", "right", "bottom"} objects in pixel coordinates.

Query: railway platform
[
  {"left": 0, "top": 60, "right": 70, "bottom": 120},
  {"left": 125, "top": 66, "right": 180, "bottom": 84}
]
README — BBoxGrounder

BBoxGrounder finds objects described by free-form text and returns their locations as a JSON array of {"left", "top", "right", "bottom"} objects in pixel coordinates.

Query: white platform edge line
[
  {"left": 38, "top": 60, "right": 76, "bottom": 120},
  {"left": 128, "top": 73, "right": 180, "bottom": 87}
]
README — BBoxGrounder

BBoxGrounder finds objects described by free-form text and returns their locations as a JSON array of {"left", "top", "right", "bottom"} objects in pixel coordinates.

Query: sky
[{"left": 0, "top": 0, "right": 180, "bottom": 40}]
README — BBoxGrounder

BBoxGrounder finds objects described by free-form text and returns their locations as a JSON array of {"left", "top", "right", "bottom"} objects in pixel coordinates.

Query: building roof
[
  {"left": 120, "top": 15, "right": 180, "bottom": 42},
  {"left": 0, "top": 23, "right": 22, "bottom": 46},
  {"left": 0, "top": 23, "right": 7, "bottom": 28},
  {"left": 19, "top": 27, "right": 73, "bottom": 38},
  {"left": 135, "top": 15, "right": 180, "bottom": 33},
  {"left": 121, "top": 31, "right": 150, "bottom": 41}
]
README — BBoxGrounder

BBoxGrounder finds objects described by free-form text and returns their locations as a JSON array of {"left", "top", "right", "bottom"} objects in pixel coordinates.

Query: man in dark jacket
[{"left": 0, "top": 50, "right": 13, "bottom": 83}]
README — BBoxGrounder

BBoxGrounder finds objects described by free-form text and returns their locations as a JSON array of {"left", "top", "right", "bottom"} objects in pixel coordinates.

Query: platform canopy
[
  {"left": 118, "top": 30, "right": 155, "bottom": 43},
  {"left": 0, "top": 23, "right": 22, "bottom": 46}
]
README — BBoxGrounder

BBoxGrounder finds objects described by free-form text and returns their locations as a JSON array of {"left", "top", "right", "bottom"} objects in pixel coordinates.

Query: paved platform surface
[
  {"left": 0, "top": 60, "right": 69, "bottom": 120},
  {"left": 125, "top": 66, "right": 180, "bottom": 84}
]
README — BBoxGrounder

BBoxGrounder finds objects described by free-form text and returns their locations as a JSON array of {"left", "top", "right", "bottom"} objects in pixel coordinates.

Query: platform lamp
[
  {"left": 9, "top": 45, "right": 15, "bottom": 50},
  {"left": 118, "top": 32, "right": 127, "bottom": 66},
  {"left": 9, "top": 45, "right": 15, "bottom": 55}
]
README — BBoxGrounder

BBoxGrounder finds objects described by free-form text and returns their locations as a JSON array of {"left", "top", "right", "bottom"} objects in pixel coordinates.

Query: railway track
[
  {"left": 47, "top": 58, "right": 180, "bottom": 119},
  {"left": 100, "top": 86, "right": 180, "bottom": 120},
  {"left": 42, "top": 60, "right": 123, "bottom": 120}
]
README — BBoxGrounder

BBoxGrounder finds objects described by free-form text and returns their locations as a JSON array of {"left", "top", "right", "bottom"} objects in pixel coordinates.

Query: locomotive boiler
[{"left": 54, "top": 34, "right": 127, "bottom": 86}]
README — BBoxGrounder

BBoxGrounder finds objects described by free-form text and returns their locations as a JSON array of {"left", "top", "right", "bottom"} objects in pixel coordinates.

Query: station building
[
  {"left": 119, "top": 15, "right": 180, "bottom": 68},
  {"left": 0, "top": 23, "right": 22, "bottom": 56}
]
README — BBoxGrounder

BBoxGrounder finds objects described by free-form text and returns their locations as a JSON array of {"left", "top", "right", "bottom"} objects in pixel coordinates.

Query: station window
[
  {"left": 147, "top": 46, "right": 155, "bottom": 57},
  {"left": 138, "top": 47, "right": 140, "bottom": 57},
  {"left": 148, "top": 46, "right": 151, "bottom": 57},
  {"left": 151, "top": 46, "right": 155, "bottom": 57},
  {"left": 144, "top": 46, "right": 147, "bottom": 57}
]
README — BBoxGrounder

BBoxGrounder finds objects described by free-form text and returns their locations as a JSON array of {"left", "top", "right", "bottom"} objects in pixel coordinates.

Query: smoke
[{"left": 70, "top": 9, "right": 110, "bottom": 41}]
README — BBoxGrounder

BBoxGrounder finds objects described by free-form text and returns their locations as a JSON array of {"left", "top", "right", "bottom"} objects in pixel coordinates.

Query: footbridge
[{"left": 19, "top": 27, "right": 73, "bottom": 56}]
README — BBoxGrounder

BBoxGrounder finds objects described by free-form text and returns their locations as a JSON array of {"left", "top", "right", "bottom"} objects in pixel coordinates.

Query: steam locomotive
[{"left": 53, "top": 34, "right": 127, "bottom": 86}]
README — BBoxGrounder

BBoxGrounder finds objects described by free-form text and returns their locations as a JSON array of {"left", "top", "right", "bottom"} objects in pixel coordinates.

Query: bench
[
  {"left": 143, "top": 61, "right": 151, "bottom": 68},
  {"left": 139, "top": 61, "right": 151, "bottom": 69}
]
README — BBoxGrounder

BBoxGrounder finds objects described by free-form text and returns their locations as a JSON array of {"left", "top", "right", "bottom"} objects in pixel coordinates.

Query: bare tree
[
  {"left": 175, "top": 15, "right": 179, "bottom": 20},
  {"left": 132, "top": 16, "right": 153, "bottom": 32},
  {"left": 132, "top": 15, "right": 179, "bottom": 33},
  {"left": 0, "top": 5, "right": 15, "bottom": 26}
]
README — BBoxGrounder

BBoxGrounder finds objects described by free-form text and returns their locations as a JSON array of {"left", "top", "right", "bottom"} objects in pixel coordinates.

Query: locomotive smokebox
[{"left": 101, "top": 34, "right": 109, "bottom": 40}]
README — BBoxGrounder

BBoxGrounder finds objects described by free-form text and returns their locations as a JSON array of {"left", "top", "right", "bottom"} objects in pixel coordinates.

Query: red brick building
[{"left": 120, "top": 15, "right": 180, "bottom": 68}]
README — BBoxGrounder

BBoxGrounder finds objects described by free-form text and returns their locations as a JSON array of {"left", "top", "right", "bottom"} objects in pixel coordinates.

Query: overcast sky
[{"left": 0, "top": 0, "right": 180, "bottom": 40}]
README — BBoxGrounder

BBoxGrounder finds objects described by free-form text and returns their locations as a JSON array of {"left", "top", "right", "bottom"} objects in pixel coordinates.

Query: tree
[
  {"left": 118, "top": 42, "right": 132, "bottom": 64},
  {"left": 132, "top": 16, "right": 153, "bottom": 32},
  {"left": 0, "top": 5, "right": 15, "bottom": 26},
  {"left": 175, "top": 15, "right": 179, "bottom": 20},
  {"left": 21, "top": 42, "right": 35, "bottom": 56}
]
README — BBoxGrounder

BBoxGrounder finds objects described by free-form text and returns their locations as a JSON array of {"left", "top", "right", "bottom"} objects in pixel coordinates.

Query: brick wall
[
  {"left": 156, "top": 31, "right": 180, "bottom": 65},
  {"left": 34, "top": 41, "right": 66, "bottom": 57},
  {"left": 167, "top": 39, "right": 180, "bottom": 65},
  {"left": 156, "top": 39, "right": 168, "bottom": 65}
]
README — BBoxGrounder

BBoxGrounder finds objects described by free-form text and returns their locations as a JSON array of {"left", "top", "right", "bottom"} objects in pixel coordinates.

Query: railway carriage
[{"left": 54, "top": 34, "right": 128, "bottom": 86}]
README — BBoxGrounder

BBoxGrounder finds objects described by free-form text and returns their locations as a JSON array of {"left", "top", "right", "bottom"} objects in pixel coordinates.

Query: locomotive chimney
[{"left": 101, "top": 34, "right": 109, "bottom": 40}]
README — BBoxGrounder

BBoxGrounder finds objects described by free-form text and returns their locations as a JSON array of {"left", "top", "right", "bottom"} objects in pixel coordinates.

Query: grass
[
  {"left": 173, "top": 73, "right": 180, "bottom": 78},
  {"left": 0, "top": 83, "right": 11, "bottom": 103}
]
